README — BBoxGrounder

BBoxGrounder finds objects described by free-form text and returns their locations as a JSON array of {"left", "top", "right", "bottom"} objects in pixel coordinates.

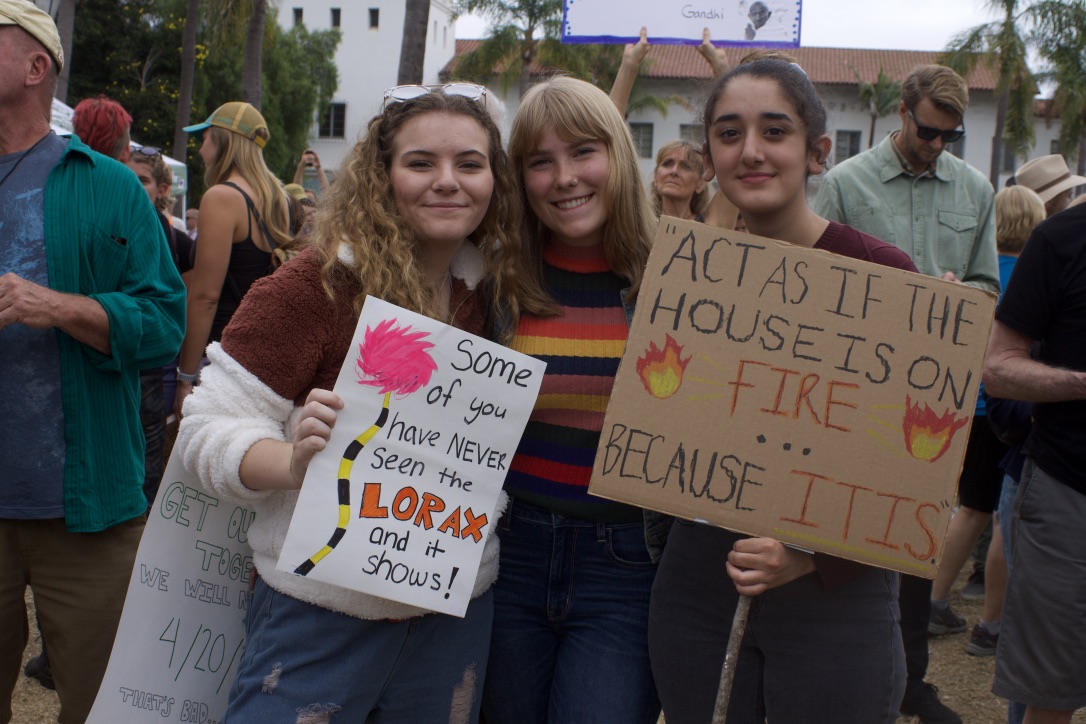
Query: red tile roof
[{"left": 448, "top": 39, "right": 999, "bottom": 91}]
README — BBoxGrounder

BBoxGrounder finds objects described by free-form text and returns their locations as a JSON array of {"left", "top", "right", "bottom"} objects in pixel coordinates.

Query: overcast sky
[{"left": 455, "top": 0, "right": 1002, "bottom": 52}]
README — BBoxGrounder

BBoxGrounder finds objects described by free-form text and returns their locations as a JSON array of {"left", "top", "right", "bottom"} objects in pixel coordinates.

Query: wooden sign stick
[{"left": 711, "top": 593, "right": 752, "bottom": 724}]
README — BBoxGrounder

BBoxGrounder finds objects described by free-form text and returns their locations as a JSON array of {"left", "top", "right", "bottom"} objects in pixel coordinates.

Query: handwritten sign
[
  {"left": 277, "top": 297, "right": 544, "bottom": 616},
  {"left": 589, "top": 217, "right": 996, "bottom": 576},
  {"left": 562, "top": 0, "right": 801, "bottom": 47},
  {"left": 88, "top": 454, "right": 252, "bottom": 723}
]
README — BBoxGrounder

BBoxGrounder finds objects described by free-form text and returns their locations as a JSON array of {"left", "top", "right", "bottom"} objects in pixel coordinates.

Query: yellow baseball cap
[
  {"left": 0, "top": 0, "right": 64, "bottom": 71},
  {"left": 184, "top": 101, "right": 270, "bottom": 148}
]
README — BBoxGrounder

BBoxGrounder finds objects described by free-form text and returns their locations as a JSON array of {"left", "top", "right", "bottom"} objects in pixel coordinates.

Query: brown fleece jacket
[{"left": 221, "top": 246, "right": 484, "bottom": 406}]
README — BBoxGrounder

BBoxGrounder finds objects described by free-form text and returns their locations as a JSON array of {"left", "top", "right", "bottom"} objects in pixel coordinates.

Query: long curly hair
[
  {"left": 311, "top": 89, "right": 523, "bottom": 326},
  {"left": 204, "top": 125, "right": 294, "bottom": 250},
  {"left": 507, "top": 76, "right": 655, "bottom": 318}
]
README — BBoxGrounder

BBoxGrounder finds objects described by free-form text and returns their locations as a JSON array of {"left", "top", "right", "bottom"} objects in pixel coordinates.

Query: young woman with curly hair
[{"left": 177, "top": 86, "right": 522, "bottom": 723}]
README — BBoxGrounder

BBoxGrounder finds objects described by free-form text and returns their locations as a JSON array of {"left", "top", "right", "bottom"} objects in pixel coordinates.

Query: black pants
[
  {"left": 139, "top": 367, "right": 166, "bottom": 508},
  {"left": 650, "top": 520, "right": 905, "bottom": 723},
  {"left": 899, "top": 573, "right": 932, "bottom": 690}
]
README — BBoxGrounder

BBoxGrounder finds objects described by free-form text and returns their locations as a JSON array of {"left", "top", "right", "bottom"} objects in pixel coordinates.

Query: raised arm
[
  {"left": 697, "top": 27, "right": 730, "bottom": 78},
  {"left": 610, "top": 26, "right": 650, "bottom": 118}
]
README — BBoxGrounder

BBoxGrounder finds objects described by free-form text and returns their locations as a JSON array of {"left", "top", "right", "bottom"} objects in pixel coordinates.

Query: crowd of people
[{"left": 4, "top": 0, "right": 1086, "bottom": 722}]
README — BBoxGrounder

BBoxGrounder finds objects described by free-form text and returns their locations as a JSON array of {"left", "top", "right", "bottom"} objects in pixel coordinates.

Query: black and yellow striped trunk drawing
[{"left": 294, "top": 391, "right": 392, "bottom": 575}]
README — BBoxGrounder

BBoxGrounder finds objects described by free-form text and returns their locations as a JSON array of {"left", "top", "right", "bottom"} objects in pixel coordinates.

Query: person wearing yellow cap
[
  {"left": 0, "top": 2, "right": 185, "bottom": 721},
  {"left": 174, "top": 102, "right": 295, "bottom": 418}
]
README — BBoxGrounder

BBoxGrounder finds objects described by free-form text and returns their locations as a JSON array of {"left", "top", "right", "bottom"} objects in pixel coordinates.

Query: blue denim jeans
[
  {"left": 225, "top": 577, "right": 492, "bottom": 723},
  {"left": 481, "top": 499, "right": 660, "bottom": 724}
]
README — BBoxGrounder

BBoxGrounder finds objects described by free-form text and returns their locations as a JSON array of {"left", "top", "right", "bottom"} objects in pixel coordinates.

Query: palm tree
[
  {"left": 453, "top": 0, "right": 566, "bottom": 95},
  {"left": 856, "top": 68, "right": 901, "bottom": 148},
  {"left": 172, "top": 0, "right": 201, "bottom": 161},
  {"left": 453, "top": 1, "right": 673, "bottom": 116},
  {"left": 50, "top": 0, "right": 77, "bottom": 102},
  {"left": 1029, "top": 0, "right": 1086, "bottom": 173},
  {"left": 201, "top": 0, "right": 266, "bottom": 108},
  {"left": 939, "top": 0, "right": 1038, "bottom": 184},
  {"left": 240, "top": 0, "right": 267, "bottom": 108},
  {"left": 399, "top": 0, "right": 431, "bottom": 85}
]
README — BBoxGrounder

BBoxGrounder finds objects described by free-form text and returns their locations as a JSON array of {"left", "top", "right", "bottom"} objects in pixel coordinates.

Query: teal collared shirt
[
  {"left": 44, "top": 135, "right": 186, "bottom": 532},
  {"left": 814, "top": 133, "right": 999, "bottom": 293}
]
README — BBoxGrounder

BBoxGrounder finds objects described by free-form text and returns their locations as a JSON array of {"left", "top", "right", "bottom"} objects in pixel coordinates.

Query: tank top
[{"left": 209, "top": 182, "right": 276, "bottom": 343}]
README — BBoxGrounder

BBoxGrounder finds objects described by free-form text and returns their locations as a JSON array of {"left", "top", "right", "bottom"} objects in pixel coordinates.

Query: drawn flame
[
  {"left": 901, "top": 395, "right": 969, "bottom": 462},
  {"left": 636, "top": 335, "right": 691, "bottom": 399}
]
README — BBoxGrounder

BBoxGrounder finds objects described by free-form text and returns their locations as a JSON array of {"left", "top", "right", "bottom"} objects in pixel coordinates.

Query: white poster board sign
[
  {"left": 562, "top": 0, "right": 801, "bottom": 47},
  {"left": 277, "top": 297, "right": 544, "bottom": 616},
  {"left": 88, "top": 454, "right": 252, "bottom": 723}
]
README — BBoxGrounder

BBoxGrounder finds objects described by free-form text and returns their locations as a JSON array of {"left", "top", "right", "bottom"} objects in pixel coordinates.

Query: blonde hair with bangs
[
  {"left": 508, "top": 76, "right": 655, "bottom": 318},
  {"left": 311, "top": 90, "right": 523, "bottom": 326},
  {"left": 204, "top": 126, "right": 293, "bottom": 250},
  {"left": 995, "top": 185, "right": 1045, "bottom": 254}
]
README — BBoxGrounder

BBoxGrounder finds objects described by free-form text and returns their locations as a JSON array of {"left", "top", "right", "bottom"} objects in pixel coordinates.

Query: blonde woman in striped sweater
[{"left": 482, "top": 76, "right": 662, "bottom": 724}]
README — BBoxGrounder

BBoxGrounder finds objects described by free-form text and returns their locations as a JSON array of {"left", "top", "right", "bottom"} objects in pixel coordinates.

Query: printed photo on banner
[
  {"left": 88, "top": 453, "right": 252, "bottom": 723},
  {"left": 589, "top": 216, "right": 996, "bottom": 577},
  {"left": 562, "top": 0, "right": 801, "bottom": 46},
  {"left": 277, "top": 296, "right": 545, "bottom": 616}
]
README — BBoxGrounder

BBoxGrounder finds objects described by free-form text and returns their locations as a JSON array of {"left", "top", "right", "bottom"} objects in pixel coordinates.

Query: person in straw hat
[{"left": 1014, "top": 154, "right": 1086, "bottom": 217}]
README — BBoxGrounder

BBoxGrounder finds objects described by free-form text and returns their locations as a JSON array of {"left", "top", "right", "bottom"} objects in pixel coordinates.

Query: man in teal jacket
[{"left": 0, "top": 2, "right": 185, "bottom": 721}]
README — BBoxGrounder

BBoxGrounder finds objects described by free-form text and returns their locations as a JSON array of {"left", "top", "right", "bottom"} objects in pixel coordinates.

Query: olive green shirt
[{"left": 814, "top": 133, "right": 999, "bottom": 293}]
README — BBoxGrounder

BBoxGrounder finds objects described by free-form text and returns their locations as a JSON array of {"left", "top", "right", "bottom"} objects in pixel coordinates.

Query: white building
[
  {"left": 447, "top": 41, "right": 1067, "bottom": 189},
  {"left": 276, "top": 0, "right": 458, "bottom": 176}
]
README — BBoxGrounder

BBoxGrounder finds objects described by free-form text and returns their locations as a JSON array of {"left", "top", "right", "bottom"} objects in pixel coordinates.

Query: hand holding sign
[
  {"left": 589, "top": 217, "right": 996, "bottom": 577},
  {"left": 562, "top": 0, "right": 801, "bottom": 47},
  {"left": 277, "top": 297, "right": 544, "bottom": 616}
]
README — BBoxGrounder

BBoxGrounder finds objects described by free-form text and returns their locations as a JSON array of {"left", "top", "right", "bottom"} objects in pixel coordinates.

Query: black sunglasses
[
  {"left": 135, "top": 145, "right": 162, "bottom": 157},
  {"left": 906, "top": 110, "right": 965, "bottom": 144}
]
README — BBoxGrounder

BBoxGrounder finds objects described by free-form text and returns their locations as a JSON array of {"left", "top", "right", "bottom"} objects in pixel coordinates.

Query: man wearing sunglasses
[
  {"left": 815, "top": 65, "right": 999, "bottom": 724},
  {"left": 817, "top": 64, "right": 997, "bottom": 291}
]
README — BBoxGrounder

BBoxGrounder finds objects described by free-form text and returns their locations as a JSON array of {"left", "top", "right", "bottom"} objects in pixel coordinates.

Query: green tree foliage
[
  {"left": 453, "top": 0, "right": 623, "bottom": 93},
  {"left": 856, "top": 68, "right": 901, "bottom": 148},
  {"left": 69, "top": 0, "right": 339, "bottom": 204},
  {"left": 1029, "top": 0, "right": 1086, "bottom": 172},
  {"left": 194, "top": 22, "right": 340, "bottom": 191},
  {"left": 939, "top": 0, "right": 1038, "bottom": 183},
  {"left": 68, "top": 0, "right": 184, "bottom": 146}
]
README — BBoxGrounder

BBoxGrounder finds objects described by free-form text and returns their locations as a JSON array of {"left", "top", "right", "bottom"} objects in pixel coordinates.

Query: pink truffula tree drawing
[{"left": 295, "top": 319, "right": 438, "bottom": 575}]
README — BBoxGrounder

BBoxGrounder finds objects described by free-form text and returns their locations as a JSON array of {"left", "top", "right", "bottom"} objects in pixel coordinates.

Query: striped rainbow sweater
[{"left": 505, "top": 239, "right": 641, "bottom": 522}]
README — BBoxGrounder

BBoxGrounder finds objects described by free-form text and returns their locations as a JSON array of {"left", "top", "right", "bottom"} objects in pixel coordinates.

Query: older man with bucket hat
[{"left": 1015, "top": 154, "right": 1086, "bottom": 217}]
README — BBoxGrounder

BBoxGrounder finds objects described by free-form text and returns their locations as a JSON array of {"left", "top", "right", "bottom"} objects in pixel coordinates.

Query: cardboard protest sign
[
  {"left": 89, "top": 453, "right": 251, "bottom": 723},
  {"left": 562, "top": 0, "right": 801, "bottom": 47},
  {"left": 589, "top": 217, "right": 996, "bottom": 577},
  {"left": 277, "top": 297, "right": 544, "bottom": 616}
]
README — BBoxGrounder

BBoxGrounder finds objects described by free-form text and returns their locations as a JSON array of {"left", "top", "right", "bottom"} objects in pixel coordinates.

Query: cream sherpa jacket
[{"left": 177, "top": 242, "right": 506, "bottom": 620}]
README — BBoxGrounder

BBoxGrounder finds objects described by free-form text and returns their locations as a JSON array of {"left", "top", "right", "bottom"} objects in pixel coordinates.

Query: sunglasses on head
[
  {"left": 134, "top": 145, "right": 162, "bottom": 157},
  {"left": 906, "top": 110, "right": 965, "bottom": 144},
  {"left": 382, "top": 83, "right": 487, "bottom": 109}
]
